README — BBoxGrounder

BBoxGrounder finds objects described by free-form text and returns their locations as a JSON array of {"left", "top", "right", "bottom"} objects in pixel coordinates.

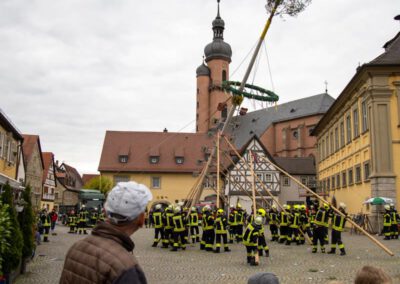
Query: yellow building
[
  {"left": 313, "top": 29, "right": 400, "bottom": 231},
  {"left": 0, "top": 108, "right": 24, "bottom": 190},
  {"left": 98, "top": 131, "right": 217, "bottom": 207}
]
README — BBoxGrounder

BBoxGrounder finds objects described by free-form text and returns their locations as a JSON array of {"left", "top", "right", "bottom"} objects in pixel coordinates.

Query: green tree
[
  {"left": 0, "top": 201, "right": 12, "bottom": 275},
  {"left": 0, "top": 183, "right": 23, "bottom": 275},
  {"left": 83, "top": 176, "right": 112, "bottom": 194},
  {"left": 18, "top": 185, "right": 35, "bottom": 259}
]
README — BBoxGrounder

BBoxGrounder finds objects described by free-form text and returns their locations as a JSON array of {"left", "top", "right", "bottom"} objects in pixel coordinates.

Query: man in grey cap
[
  {"left": 248, "top": 272, "right": 280, "bottom": 284},
  {"left": 60, "top": 181, "right": 152, "bottom": 284}
]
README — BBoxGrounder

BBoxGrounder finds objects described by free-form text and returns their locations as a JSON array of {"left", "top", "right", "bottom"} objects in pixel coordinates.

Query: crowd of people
[
  {"left": 147, "top": 201, "right": 355, "bottom": 266},
  {"left": 148, "top": 200, "right": 400, "bottom": 266}
]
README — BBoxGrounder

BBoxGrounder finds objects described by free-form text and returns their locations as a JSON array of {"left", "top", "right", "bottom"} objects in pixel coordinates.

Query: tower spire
[{"left": 217, "top": 0, "right": 221, "bottom": 18}]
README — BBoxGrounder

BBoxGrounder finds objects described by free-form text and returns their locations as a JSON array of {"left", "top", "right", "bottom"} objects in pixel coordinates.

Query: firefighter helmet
[
  {"left": 257, "top": 208, "right": 266, "bottom": 217},
  {"left": 254, "top": 216, "right": 263, "bottom": 225}
]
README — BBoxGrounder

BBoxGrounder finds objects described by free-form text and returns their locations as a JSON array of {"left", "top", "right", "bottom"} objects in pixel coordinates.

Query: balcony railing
[{"left": 42, "top": 193, "right": 55, "bottom": 201}]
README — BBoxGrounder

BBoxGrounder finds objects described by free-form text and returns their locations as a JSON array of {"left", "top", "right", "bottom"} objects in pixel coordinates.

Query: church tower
[{"left": 196, "top": 0, "right": 232, "bottom": 133}]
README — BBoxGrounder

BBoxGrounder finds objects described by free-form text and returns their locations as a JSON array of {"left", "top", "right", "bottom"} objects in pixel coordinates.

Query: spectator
[
  {"left": 50, "top": 208, "right": 58, "bottom": 235},
  {"left": 60, "top": 181, "right": 152, "bottom": 284},
  {"left": 248, "top": 272, "right": 279, "bottom": 284},
  {"left": 354, "top": 266, "right": 392, "bottom": 284}
]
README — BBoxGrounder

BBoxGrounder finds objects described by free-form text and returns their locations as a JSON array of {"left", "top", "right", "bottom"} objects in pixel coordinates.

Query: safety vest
[
  {"left": 268, "top": 211, "right": 278, "bottom": 225},
  {"left": 332, "top": 213, "right": 346, "bottom": 232},
  {"left": 91, "top": 213, "right": 98, "bottom": 220},
  {"left": 228, "top": 212, "right": 237, "bottom": 226},
  {"left": 68, "top": 216, "right": 75, "bottom": 226},
  {"left": 383, "top": 213, "right": 392, "bottom": 227},
  {"left": 164, "top": 212, "right": 174, "bottom": 229},
  {"left": 391, "top": 212, "right": 398, "bottom": 225},
  {"left": 203, "top": 213, "right": 214, "bottom": 230},
  {"left": 153, "top": 211, "right": 163, "bottom": 228},
  {"left": 189, "top": 213, "right": 199, "bottom": 226},
  {"left": 215, "top": 215, "right": 227, "bottom": 234},
  {"left": 172, "top": 214, "right": 185, "bottom": 232},
  {"left": 313, "top": 209, "right": 329, "bottom": 227},
  {"left": 236, "top": 211, "right": 244, "bottom": 225},
  {"left": 280, "top": 211, "right": 288, "bottom": 226},
  {"left": 243, "top": 223, "right": 259, "bottom": 246},
  {"left": 290, "top": 212, "right": 300, "bottom": 229},
  {"left": 42, "top": 214, "right": 51, "bottom": 227},
  {"left": 300, "top": 212, "right": 309, "bottom": 228}
]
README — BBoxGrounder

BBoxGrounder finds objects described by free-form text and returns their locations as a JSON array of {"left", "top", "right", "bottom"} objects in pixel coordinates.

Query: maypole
[{"left": 191, "top": 0, "right": 313, "bottom": 207}]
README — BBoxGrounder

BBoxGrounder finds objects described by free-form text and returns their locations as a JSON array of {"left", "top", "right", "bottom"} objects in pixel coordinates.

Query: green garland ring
[{"left": 222, "top": 81, "right": 279, "bottom": 103}]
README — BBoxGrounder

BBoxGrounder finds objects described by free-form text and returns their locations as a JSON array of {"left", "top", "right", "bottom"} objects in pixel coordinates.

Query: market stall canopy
[{"left": 363, "top": 197, "right": 393, "bottom": 205}]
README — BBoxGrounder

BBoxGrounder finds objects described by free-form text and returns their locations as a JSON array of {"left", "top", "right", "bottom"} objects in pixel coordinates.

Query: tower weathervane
[{"left": 324, "top": 80, "right": 328, "bottom": 94}]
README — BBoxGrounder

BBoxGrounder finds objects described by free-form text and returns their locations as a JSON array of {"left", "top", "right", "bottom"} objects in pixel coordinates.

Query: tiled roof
[
  {"left": 274, "top": 157, "right": 316, "bottom": 175},
  {"left": 369, "top": 32, "right": 400, "bottom": 65},
  {"left": 61, "top": 163, "right": 83, "bottom": 186},
  {"left": 22, "top": 134, "right": 44, "bottom": 169},
  {"left": 42, "top": 152, "right": 54, "bottom": 183},
  {"left": 98, "top": 131, "right": 218, "bottom": 173},
  {"left": 0, "top": 108, "right": 23, "bottom": 140},
  {"left": 228, "top": 93, "right": 335, "bottom": 148},
  {"left": 82, "top": 174, "right": 99, "bottom": 185}
]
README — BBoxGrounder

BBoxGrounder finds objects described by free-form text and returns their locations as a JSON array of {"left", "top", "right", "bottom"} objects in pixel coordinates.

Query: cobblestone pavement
[{"left": 16, "top": 225, "right": 400, "bottom": 284}]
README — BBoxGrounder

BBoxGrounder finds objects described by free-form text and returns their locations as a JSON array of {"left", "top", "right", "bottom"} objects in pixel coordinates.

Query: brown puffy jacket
[{"left": 60, "top": 222, "right": 147, "bottom": 284}]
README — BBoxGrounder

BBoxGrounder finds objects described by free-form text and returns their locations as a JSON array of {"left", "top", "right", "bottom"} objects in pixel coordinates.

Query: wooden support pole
[
  {"left": 217, "top": 131, "right": 221, "bottom": 208},
  {"left": 256, "top": 155, "right": 394, "bottom": 257},
  {"left": 249, "top": 151, "right": 257, "bottom": 219}
]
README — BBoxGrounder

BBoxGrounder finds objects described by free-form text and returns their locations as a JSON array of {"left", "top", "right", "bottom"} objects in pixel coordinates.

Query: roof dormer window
[
  {"left": 119, "top": 155, "right": 128, "bottom": 163},
  {"left": 175, "top": 157, "right": 184, "bottom": 164},
  {"left": 150, "top": 156, "right": 159, "bottom": 164}
]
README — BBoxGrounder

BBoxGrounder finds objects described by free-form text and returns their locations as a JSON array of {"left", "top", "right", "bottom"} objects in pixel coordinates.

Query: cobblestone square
[{"left": 16, "top": 225, "right": 400, "bottom": 284}]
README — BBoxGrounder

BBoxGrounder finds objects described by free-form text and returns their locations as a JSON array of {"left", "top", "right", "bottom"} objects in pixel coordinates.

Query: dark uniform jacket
[{"left": 60, "top": 221, "right": 147, "bottom": 284}]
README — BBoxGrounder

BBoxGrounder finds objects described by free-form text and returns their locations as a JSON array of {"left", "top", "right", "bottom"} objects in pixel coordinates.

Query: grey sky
[{"left": 0, "top": 0, "right": 398, "bottom": 175}]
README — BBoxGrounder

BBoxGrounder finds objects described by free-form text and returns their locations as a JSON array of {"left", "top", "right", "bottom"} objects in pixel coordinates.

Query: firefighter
[
  {"left": 163, "top": 205, "right": 174, "bottom": 247},
  {"left": 235, "top": 204, "right": 245, "bottom": 243},
  {"left": 203, "top": 205, "right": 215, "bottom": 251},
  {"left": 189, "top": 206, "right": 200, "bottom": 243},
  {"left": 390, "top": 204, "right": 399, "bottom": 239},
  {"left": 171, "top": 206, "right": 186, "bottom": 251},
  {"left": 312, "top": 203, "right": 330, "bottom": 253},
  {"left": 182, "top": 207, "right": 189, "bottom": 244},
  {"left": 40, "top": 209, "right": 51, "bottom": 242},
  {"left": 256, "top": 208, "right": 269, "bottom": 257},
  {"left": 289, "top": 205, "right": 301, "bottom": 245},
  {"left": 300, "top": 204, "right": 312, "bottom": 244},
  {"left": 68, "top": 210, "right": 76, "bottom": 233},
  {"left": 77, "top": 206, "right": 88, "bottom": 235},
  {"left": 91, "top": 208, "right": 99, "bottom": 227},
  {"left": 268, "top": 204, "right": 279, "bottom": 242},
  {"left": 328, "top": 202, "right": 347, "bottom": 255},
  {"left": 200, "top": 206, "right": 208, "bottom": 250},
  {"left": 383, "top": 205, "right": 392, "bottom": 240},
  {"left": 214, "top": 209, "right": 230, "bottom": 253},
  {"left": 279, "top": 204, "right": 290, "bottom": 244},
  {"left": 243, "top": 216, "right": 263, "bottom": 266},
  {"left": 151, "top": 204, "right": 164, "bottom": 247},
  {"left": 228, "top": 205, "right": 237, "bottom": 243}
]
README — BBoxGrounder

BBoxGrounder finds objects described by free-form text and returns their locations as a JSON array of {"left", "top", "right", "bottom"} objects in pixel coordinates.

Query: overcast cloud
[{"left": 0, "top": 0, "right": 398, "bottom": 175}]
